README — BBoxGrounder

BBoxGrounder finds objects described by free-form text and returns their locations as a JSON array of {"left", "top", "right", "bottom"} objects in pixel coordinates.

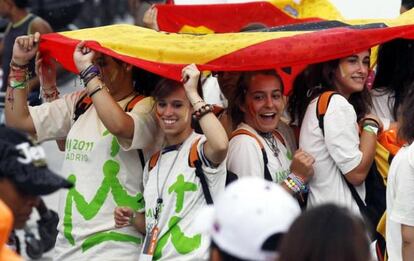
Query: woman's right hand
[
  {"left": 114, "top": 207, "right": 133, "bottom": 228},
  {"left": 12, "top": 33, "right": 40, "bottom": 65},
  {"left": 73, "top": 41, "right": 95, "bottom": 73},
  {"left": 290, "top": 149, "right": 315, "bottom": 183}
]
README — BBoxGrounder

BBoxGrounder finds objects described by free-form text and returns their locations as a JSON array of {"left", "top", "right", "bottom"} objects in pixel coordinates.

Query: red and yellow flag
[
  {"left": 39, "top": 10, "right": 414, "bottom": 94},
  {"left": 156, "top": 0, "right": 342, "bottom": 34}
]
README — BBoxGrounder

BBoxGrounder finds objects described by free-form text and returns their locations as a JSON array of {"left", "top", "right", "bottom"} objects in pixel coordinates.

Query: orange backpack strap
[
  {"left": 187, "top": 137, "right": 214, "bottom": 204},
  {"left": 316, "top": 91, "right": 339, "bottom": 136},
  {"left": 73, "top": 92, "right": 92, "bottom": 122},
  {"left": 125, "top": 94, "right": 145, "bottom": 112},
  {"left": 230, "top": 129, "right": 272, "bottom": 181},
  {"left": 231, "top": 129, "right": 265, "bottom": 149},
  {"left": 188, "top": 138, "right": 201, "bottom": 168},
  {"left": 148, "top": 151, "right": 161, "bottom": 172}
]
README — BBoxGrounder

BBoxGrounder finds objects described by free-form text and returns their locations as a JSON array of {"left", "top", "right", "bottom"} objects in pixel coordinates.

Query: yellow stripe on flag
[{"left": 60, "top": 24, "right": 309, "bottom": 65}]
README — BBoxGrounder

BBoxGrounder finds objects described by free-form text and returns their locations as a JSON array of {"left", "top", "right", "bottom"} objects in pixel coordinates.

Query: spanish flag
[
  {"left": 156, "top": 0, "right": 342, "bottom": 33},
  {"left": 39, "top": 10, "right": 414, "bottom": 94}
]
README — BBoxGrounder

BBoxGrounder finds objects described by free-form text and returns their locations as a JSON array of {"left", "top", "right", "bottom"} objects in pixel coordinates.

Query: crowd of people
[{"left": 1, "top": 0, "right": 414, "bottom": 261}]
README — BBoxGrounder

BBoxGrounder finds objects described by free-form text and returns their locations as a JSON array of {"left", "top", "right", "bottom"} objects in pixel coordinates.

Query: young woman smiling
[
  {"left": 288, "top": 51, "right": 382, "bottom": 216},
  {"left": 226, "top": 70, "right": 314, "bottom": 198},
  {"left": 114, "top": 64, "right": 228, "bottom": 260}
]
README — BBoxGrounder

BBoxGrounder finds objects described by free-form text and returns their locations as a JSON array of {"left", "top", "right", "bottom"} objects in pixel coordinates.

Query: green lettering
[
  {"left": 64, "top": 160, "right": 144, "bottom": 248},
  {"left": 154, "top": 216, "right": 201, "bottom": 260},
  {"left": 82, "top": 231, "right": 142, "bottom": 252},
  {"left": 168, "top": 175, "right": 197, "bottom": 213}
]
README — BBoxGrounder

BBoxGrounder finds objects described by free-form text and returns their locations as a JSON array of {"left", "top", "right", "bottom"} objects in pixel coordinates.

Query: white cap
[{"left": 202, "top": 177, "right": 301, "bottom": 261}]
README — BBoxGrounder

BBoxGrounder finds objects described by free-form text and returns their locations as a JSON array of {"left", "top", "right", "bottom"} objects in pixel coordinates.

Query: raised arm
[
  {"left": 73, "top": 41, "right": 136, "bottom": 139},
  {"left": 182, "top": 64, "right": 228, "bottom": 165},
  {"left": 4, "top": 33, "right": 39, "bottom": 135}
]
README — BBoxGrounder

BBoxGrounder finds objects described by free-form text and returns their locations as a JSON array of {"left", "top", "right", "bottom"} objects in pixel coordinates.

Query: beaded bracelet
[
  {"left": 284, "top": 173, "right": 308, "bottom": 194},
  {"left": 80, "top": 64, "right": 101, "bottom": 87},
  {"left": 192, "top": 104, "right": 214, "bottom": 120},
  {"left": 41, "top": 86, "right": 60, "bottom": 102}
]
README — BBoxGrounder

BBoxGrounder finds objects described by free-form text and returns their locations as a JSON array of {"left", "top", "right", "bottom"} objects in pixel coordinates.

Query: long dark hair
[
  {"left": 398, "top": 87, "right": 414, "bottom": 144},
  {"left": 132, "top": 67, "right": 162, "bottom": 96},
  {"left": 288, "top": 59, "right": 371, "bottom": 126},
  {"left": 402, "top": 0, "right": 414, "bottom": 10},
  {"left": 372, "top": 39, "right": 414, "bottom": 120},
  {"left": 278, "top": 204, "right": 370, "bottom": 261}
]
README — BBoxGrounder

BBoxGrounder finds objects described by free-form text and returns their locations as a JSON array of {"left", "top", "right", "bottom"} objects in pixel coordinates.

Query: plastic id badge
[{"left": 139, "top": 226, "right": 160, "bottom": 261}]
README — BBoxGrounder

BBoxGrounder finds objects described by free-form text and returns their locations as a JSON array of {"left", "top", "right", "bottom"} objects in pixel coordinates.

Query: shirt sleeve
[
  {"left": 389, "top": 146, "right": 414, "bottom": 226},
  {"left": 323, "top": 95, "right": 362, "bottom": 175},
  {"left": 117, "top": 97, "right": 163, "bottom": 151},
  {"left": 227, "top": 134, "right": 264, "bottom": 178},
  {"left": 196, "top": 135, "right": 226, "bottom": 176},
  {"left": 28, "top": 91, "right": 81, "bottom": 142}
]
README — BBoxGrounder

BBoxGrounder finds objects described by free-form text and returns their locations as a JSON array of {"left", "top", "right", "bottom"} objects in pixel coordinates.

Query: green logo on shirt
[
  {"left": 63, "top": 131, "right": 144, "bottom": 251},
  {"left": 154, "top": 175, "right": 202, "bottom": 259}
]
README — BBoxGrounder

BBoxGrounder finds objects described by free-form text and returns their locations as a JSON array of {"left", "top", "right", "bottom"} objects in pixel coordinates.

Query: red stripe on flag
[{"left": 156, "top": 2, "right": 319, "bottom": 33}]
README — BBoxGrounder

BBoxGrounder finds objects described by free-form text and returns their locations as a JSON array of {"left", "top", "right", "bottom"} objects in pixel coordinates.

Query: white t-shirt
[
  {"left": 386, "top": 143, "right": 414, "bottom": 261},
  {"left": 370, "top": 88, "right": 395, "bottom": 131},
  {"left": 299, "top": 95, "right": 364, "bottom": 216},
  {"left": 227, "top": 123, "right": 292, "bottom": 183},
  {"left": 29, "top": 91, "right": 159, "bottom": 261},
  {"left": 202, "top": 75, "right": 227, "bottom": 108},
  {"left": 142, "top": 131, "right": 226, "bottom": 260}
]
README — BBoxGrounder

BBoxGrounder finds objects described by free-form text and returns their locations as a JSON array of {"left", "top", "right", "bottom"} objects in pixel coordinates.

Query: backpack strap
[
  {"left": 316, "top": 91, "right": 338, "bottom": 136},
  {"left": 73, "top": 93, "right": 92, "bottom": 122},
  {"left": 148, "top": 151, "right": 161, "bottom": 173},
  {"left": 124, "top": 94, "right": 145, "bottom": 112},
  {"left": 188, "top": 138, "right": 214, "bottom": 205},
  {"left": 230, "top": 129, "right": 273, "bottom": 182}
]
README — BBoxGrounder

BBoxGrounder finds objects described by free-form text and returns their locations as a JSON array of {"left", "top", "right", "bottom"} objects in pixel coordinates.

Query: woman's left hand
[
  {"left": 73, "top": 41, "right": 95, "bottom": 73},
  {"left": 181, "top": 63, "right": 200, "bottom": 96}
]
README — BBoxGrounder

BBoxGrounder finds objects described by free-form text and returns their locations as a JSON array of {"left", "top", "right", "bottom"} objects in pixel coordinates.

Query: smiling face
[
  {"left": 155, "top": 85, "right": 193, "bottom": 145},
  {"left": 333, "top": 50, "right": 370, "bottom": 98},
  {"left": 0, "top": 179, "right": 39, "bottom": 229},
  {"left": 241, "top": 73, "right": 285, "bottom": 133}
]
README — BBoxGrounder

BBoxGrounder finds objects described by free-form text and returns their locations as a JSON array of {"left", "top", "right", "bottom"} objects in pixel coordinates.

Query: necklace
[
  {"left": 259, "top": 131, "right": 284, "bottom": 167},
  {"left": 154, "top": 142, "right": 183, "bottom": 221},
  {"left": 260, "top": 132, "right": 280, "bottom": 157}
]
